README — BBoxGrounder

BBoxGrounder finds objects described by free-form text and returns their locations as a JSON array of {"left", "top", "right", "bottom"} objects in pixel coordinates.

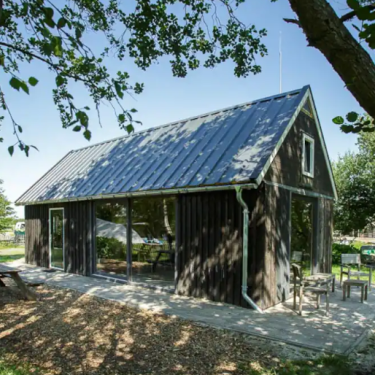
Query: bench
[{"left": 0, "top": 265, "right": 38, "bottom": 301}]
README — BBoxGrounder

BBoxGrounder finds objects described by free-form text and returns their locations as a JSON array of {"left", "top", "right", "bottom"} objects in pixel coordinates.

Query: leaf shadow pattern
[{"left": 0, "top": 285, "right": 277, "bottom": 375}]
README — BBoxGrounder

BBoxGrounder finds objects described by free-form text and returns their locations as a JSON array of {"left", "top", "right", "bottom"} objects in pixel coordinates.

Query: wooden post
[{"left": 126, "top": 198, "right": 132, "bottom": 282}]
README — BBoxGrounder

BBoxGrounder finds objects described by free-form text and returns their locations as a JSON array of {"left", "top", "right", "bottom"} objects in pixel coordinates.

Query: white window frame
[
  {"left": 49, "top": 207, "right": 65, "bottom": 270},
  {"left": 302, "top": 133, "right": 314, "bottom": 178}
]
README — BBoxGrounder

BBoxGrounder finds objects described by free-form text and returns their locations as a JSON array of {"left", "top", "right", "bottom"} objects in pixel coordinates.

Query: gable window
[{"left": 302, "top": 134, "right": 314, "bottom": 178}]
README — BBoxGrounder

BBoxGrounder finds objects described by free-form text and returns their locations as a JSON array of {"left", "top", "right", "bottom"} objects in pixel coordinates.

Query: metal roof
[{"left": 16, "top": 86, "right": 310, "bottom": 205}]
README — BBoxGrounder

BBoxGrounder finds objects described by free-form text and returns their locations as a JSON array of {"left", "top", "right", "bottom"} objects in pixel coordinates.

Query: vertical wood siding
[
  {"left": 176, "top": 190, "right": 245, "bottom": 306},
  {"left": 265, "top": 110, "right": 335, "bottom": 198},
  {"left": 25, "top": 201, "right": 93, "bottom": 275},
  {"left": 25, "top": 205, "right": 49, "bottom": 268}
]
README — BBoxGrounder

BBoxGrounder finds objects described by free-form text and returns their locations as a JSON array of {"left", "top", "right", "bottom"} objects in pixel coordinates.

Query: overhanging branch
[
  {"left": 283, "top": 18, "right": 301, "bottom": 27},
  {"left": 340, "top": 4, "right": 375, "bottom": 22}
]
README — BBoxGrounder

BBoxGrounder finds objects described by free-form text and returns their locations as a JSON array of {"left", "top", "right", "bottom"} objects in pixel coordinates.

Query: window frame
[
  {"left": 302, "top": 133, "right": 315, "bottom": 178},
  {"left": 49, "top": 207, "right": 65, "bottom": 270}
]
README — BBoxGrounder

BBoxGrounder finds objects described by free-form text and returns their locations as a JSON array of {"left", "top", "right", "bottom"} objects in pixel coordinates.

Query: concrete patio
[{"left": 3, "top": 260, "right": 375, "bottom": 355}]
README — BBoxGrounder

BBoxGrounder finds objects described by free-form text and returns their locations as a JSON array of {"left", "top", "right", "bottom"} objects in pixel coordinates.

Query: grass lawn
[
  {"left": 0, "top": 243, "right": 24, "bottom": 251},
  {"left": 0, "top": 255, "right": 24, "bottom": 263},
  {"left": 331, "top": 264, "right": 371, "bottom": 283}
]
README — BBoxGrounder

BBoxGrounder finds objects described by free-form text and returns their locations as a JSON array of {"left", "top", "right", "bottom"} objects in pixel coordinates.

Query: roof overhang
[{"left": 16, "top": 182, "right": 258, "bottom": 206}]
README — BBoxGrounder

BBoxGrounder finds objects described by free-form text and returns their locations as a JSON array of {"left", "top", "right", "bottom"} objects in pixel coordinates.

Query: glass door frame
[{"left": 49, "top": 207, "right": 65, "bottom": 270}]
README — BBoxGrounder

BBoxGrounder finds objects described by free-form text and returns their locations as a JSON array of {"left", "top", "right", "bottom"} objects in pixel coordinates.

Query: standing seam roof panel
[{"left": 16, "top": 86, "right": 310, "bottom": 204}]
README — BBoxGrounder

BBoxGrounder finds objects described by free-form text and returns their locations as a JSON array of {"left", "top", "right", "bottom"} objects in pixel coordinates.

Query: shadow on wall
[{"left": 0, "top": 286, "right": 274, "bottom": 375}]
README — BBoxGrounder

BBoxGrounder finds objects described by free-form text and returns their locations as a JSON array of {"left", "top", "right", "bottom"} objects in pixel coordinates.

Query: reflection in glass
[
  {"left": 291, "top": 198, "right": 313, "bottom": 277},
  {"left": 95, "top": 202, "right": 127, "bottom": 278},
  {"left": 50, "top": 209, "right": 64, "bottom": 269},
  {"left": 132, "top": 197, "right": 176, "bottom": 288}
]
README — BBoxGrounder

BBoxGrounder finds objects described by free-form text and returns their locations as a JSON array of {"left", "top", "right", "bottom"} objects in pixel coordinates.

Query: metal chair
[
  {"left": 340, "top": 254, "right": 371, "bottom": 289},
  {"left": 292, "top": 263, "right": 329, "bottom": 316}
]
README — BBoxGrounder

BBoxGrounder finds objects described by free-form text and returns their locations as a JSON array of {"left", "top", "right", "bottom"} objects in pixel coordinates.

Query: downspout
[{"left": 235, "top": 186, "right": 263, "bottom": 313}]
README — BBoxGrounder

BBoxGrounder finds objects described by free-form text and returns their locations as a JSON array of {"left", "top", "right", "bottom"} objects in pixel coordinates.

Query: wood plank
[{"left": 9, "top": 273, "right": 38, "bottom": 301}]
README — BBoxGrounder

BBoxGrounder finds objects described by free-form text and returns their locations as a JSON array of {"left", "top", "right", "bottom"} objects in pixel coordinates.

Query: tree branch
[
  {"left": 283, "top": 18, "right": 301, "bottom": 27},
  {"left": 340, "top": 4, "right": 375, "bottom": 22},
  {"left": 0, "top": 41, "right": 91, "bottom": 85},
  {"left": 0, "top": 41, "right": 56, "bottom": 67}
]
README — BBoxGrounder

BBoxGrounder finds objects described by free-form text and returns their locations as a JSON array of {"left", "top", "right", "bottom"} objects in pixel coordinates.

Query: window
[{"left": 302, "top": 134, "right": 314, "bottom": 178}]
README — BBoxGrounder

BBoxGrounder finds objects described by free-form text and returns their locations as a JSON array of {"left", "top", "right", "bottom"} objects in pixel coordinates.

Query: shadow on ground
[{"left": 0, "top": 285, "right": 277, "bottom": 375}]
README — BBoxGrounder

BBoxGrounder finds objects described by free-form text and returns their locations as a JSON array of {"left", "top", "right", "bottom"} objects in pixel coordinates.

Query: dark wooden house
[{"left": 16, "top": 86, "right": 336, "bottom": 310}]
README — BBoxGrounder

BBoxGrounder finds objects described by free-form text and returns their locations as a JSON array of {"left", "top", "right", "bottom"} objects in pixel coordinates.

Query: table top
[
  {"left": 305, "top": 273, "right": 335, "bottom": 281},
  {"left": 0, "top": 265, "right": 21, "bottom": 274},
  {"left": 342, "top": 279, "right": 368, "bottom": 286}
]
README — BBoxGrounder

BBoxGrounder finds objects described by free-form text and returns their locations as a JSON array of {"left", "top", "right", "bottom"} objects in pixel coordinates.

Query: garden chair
[
  {"left": 291, "top": 263, "right": 330, "bottom": 316},
  {"left": 340, "top": 254, "right": 371, "bottom": 290}
]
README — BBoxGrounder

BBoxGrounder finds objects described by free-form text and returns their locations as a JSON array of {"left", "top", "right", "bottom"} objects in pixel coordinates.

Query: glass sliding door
[
  {"left": 94, "top": 201, "right": 128, "bottom": 279},
  {"left": 49, "top": 208, "right": 65, "bottom": 270}
]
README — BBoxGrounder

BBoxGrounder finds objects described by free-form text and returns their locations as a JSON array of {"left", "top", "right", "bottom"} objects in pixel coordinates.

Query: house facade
[{"left": 17, "top": 86, "right": 336, "bottom": 310}]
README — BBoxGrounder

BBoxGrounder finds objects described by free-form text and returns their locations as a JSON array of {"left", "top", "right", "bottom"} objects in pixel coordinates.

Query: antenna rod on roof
[{"left": 279, "top": 31, "right": 282, "bottom": 93}]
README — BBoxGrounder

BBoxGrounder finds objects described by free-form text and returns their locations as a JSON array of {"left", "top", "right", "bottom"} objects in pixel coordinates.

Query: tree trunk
[{"left": 288, "top": 0, "right": 375, "bottom": 118}]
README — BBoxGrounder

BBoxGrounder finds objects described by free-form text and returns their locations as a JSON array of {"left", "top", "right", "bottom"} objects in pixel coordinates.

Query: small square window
[{"left": 302, "top": 134, "right": 314, "bottom": 178}]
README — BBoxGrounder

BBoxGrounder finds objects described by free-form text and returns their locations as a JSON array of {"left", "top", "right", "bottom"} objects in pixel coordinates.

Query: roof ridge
[{"left": 70, "top": 86, "right": 307, "bottom": 154}]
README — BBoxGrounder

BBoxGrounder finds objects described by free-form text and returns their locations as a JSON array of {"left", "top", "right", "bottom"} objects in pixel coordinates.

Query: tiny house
[{"left": 16, "top": 86, "right": 336, "bottom": 310}]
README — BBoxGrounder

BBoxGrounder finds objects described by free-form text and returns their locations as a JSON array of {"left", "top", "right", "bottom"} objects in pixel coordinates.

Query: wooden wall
[
  {"left": 175, "top": 189, "right": 267, "bottom": 308},
  {"left": 25, "top": 201, "right": 93, "bottom": 275},
  {"left": 265, "top": 109, "right": 335, "bottom": 198},
  {"left": 25, "top": 205, "right": 49, "bottom": 268},
  {"left": 175, "top": 191, "right": 244, "bottom": 306}
]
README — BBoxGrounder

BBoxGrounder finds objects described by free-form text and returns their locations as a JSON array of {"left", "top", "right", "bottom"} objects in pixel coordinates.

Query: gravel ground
[{"left": 0, "top": 279, "right": 373, "bottom": 375}]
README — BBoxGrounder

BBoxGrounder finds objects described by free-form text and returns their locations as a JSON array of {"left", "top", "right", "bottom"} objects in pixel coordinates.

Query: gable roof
[{"left": 16, "top": 85, "right": 335, "bottom": 205}]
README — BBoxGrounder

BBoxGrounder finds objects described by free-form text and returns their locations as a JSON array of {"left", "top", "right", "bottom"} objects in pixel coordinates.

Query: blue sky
[{"left": 0, "top": 0, "right": 367, "bottom": 217}]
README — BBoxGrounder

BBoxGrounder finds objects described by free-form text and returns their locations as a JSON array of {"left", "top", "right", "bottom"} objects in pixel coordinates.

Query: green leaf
[
  {"left": 25, "top": 145, "right": 30, "bottom": 157},
  {"left": 20, "top": 81, "right": 29, "bottom": 94},
  {"left": 44, "top": 17, "right": 55, "bottom": 29},
  {"left": 8, "top": 146, "right": 14, "bottom": 156},
  {"left": 72, "top": 126, "right": 81, "bottom": 132},
  {"left": 118, "top": 114, "right": 125, "bottom": 123},
  {"left": 9, "top": 77, "right": 21, "bottom": 91},
  {"left": 333, "top": 116, "right": 345, "bottom": 125},
  {"left": 130, "top": 108, "right": 138, "bottom": 113},
  {"left": 57, "top": 18, "right": 67, "bottom": 29},
  {"left": 31, "top": 145, "right": 39, "bottom": 152},
  {"left": 341, "top": 125, "right": 355, "bottom": 133},
  {"left": 0, "top": 55, "right": 4, "bottom": 66},
  {"left": 55, "top": 75, "right": 65, "bottom": 87},
  {"left": 347, "top": 0, "right": 360, "bottom": 10},
  {"left": 76, "top": 28, "right": 82, "bottom": 40},
  {"left": 346, "top": 111, "right": 359, "bottom": 123},
  {"left": 28, "top": 77, "right": 38, "bottom": 86},
  {"left": 83, "top": 129, "right": 91, "bottom": 141},
  {"left": 43, "top": 7, "right": 54, "bottom": 19},
  {"left": 126, "top": 124, "right": 134, "bottom": 133},
  {"left": 18, "top": 125, "right": 23, "bottom": 133},
  {"left": 114, "top": 81, "right": 124, "bottom": 99}
]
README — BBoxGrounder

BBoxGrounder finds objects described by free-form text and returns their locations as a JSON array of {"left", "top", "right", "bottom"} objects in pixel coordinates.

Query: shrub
[
  {"left": 96, "top": 237, "right": 125, "bottom": 260},
  {"left": 332, "top": 243, "right": 360, "bottom": 265}
]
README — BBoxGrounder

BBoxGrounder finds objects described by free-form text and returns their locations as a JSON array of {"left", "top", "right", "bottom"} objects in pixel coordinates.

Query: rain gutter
[
  {"left": 235, "top": 185, "right": 263, "bottom": 313},
  {"left": 16, "top": 182, "right": 258, "bottom": 206}
]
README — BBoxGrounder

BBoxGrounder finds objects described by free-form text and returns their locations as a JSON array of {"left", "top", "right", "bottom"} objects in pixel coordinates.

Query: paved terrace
[{"left": 4, "top": 260, "right": 375, "bottom": 355}]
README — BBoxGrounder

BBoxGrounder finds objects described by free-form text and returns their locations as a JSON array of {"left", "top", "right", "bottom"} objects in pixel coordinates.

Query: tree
[
  {"left": 0, "top": 179, "right": 16, "bottom": 231},
  {"left": 333, "top": 131, "right": 375, "bottom": 233},
  {"left": 0, "top": 0, "right": 267, "bottom": 155},
  {"left": 1, "top": 1, "right": 375, "bottom": 157},
  {"left": 283, "top": 0, "right": 375, "bottom": 133}
]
